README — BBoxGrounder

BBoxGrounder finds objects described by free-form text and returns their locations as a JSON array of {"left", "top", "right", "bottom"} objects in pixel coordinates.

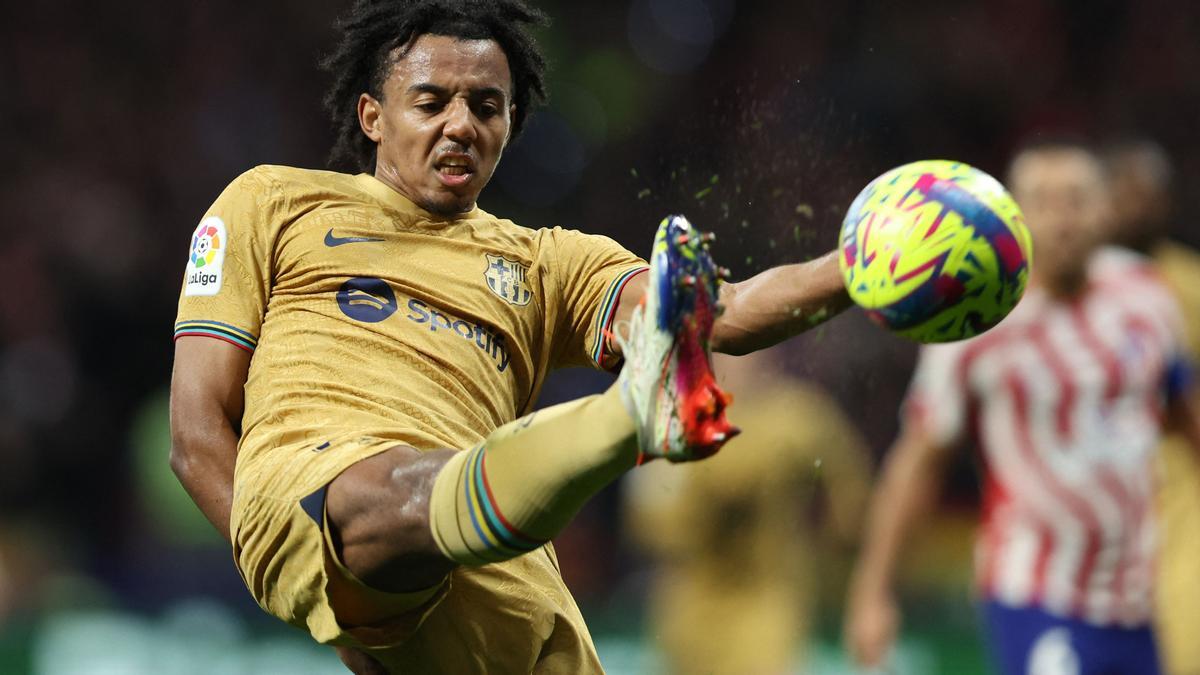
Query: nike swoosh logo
[{"left": 324, "top": 229, "right": 385, "bottom": 247}]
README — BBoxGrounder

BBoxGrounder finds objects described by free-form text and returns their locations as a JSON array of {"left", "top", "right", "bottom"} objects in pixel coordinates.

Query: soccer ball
[{"left": 838, "top": 159, "right": 1033, "bottom": 343}]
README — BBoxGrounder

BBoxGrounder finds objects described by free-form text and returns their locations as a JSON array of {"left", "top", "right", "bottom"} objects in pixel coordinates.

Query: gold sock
[{"left": 428, "top": 385, "right": 637, "bottom": 565}]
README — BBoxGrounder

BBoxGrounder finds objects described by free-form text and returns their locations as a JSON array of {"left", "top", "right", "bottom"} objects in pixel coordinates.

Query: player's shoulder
[
  {"left": 1155, "top": 241, "right": 1200, "bottom": 307},
  {"left": 215, "top": 165, "right": 349, "bottom": 206},
  {"left": 532, "top": 224, "right": 641, "bottom": 263},
  {"left": 917, "top": 313, "right": 1029, "bottom": 372},
  {"left": 916, "top": 338, "right": 973, "bottom": 366},
  {"left": 1090, "top": 245, "right": 1175, "bottom": 304},
  {"left": 537, "top": 224, "right": 622, "bottom": 244},
  {"left": 211, "top": 166, "right": 362, "bottom": 236},
  {"left": 470, "top": 207, "right": 538, "bottom": 237},
  {"left": 464, "top": 215, "right": 628, "bottom": 262},
  {"left": 232, "top": 164, "right": 357, "bottom": 195},
  {"left": 460, "top": 206, "right": 544, "bottom": 255},
  {"left": 1155, "top": 240, "right": 1200, "bottom": 275},
  {"left": 1090, "top": 245, "right": 1165, "bottom": 285}
]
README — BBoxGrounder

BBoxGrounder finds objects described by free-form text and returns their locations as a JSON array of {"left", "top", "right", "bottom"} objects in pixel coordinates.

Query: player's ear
[
  {"left": 359, "top": 93, "right": 384, "bottom": 143},
  {"left": 504, "top": 103, "right": 517, "bottom": 146}
]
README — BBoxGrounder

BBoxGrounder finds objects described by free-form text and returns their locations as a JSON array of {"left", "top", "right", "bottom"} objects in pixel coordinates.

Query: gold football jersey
[
  {"left": 1151, "top": 242, "right": 1200, "bottom": 675},
  {"left": 174, "top": 165, "right": 647, "bottom": 672},
  {"left": 176, "top": 165, "right": 645, "bottom": 463},
  {"left": 624, "top": 375, "right": 871, "bottom": 675}
]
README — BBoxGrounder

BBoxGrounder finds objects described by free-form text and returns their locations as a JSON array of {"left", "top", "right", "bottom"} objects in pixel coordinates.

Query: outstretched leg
[{"left": 428, "top": 214, "right": 737, "bottom": 565}]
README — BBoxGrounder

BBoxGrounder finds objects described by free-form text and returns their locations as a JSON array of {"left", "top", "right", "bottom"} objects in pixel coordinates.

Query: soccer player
[
  {"left": 844, "top": 140, "right": 1200, "bottom": 675},
  {"left": 1104, "top": 139, "right": 1200, "bottom": 675},
  {"left": 168, "top": 1, "right": 848, "bottom": 673},
  {"left": 624, "top": 350, "right": 870, "bottom": 675}
]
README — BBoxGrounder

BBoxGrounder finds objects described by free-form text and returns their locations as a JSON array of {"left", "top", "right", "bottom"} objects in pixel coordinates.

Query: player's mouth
[{"left": 434, "top": 154, "right": 476, "bottom": 188}]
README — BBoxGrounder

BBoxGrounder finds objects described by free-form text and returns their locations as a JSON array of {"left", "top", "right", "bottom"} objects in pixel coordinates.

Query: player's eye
[
  {"left": 475, "top": 102, "right": 500, "bottom": 118},
  {"left": 415, "top": 100, "right": 444, "bottom": 113}
]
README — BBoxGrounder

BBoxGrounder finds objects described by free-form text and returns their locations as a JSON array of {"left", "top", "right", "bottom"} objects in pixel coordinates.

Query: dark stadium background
[{"left": 3, "top": 0, "right": 1198, "bottom": 672}]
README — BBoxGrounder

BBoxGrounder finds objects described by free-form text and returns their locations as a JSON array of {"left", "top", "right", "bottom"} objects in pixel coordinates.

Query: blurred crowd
[{"left": 4, "top": 0, "right": 1200, "bottom": 672}]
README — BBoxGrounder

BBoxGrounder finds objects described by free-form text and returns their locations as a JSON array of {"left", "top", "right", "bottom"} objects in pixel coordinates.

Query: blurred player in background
[
  {"left": 844, "top": 140, "right": 1200, "bottom": 675},
  {"left": 168, "top": 1, "right": 851, "bottom": 672},
  {"left": 624, "top": 350, "right": 870, "bottom": 675},
  {"left": 1104, "top": 139, "right": 1200, "bottom": 675}
]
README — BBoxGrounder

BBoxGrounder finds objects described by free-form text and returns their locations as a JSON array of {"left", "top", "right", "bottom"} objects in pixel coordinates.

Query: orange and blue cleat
[{"left": 615, "top": 215, "right": 738, "bottom": 463}]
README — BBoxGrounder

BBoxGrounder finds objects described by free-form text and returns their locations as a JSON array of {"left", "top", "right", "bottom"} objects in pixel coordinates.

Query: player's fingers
[
  {"left": 854, "top": 629, "right": 888, "bottom": 668},
  {"left": 845, "top": 603, "right": 895, "bottom": 668},
  {"left": 873, "top": 606, "right": 900, "bottom": 666},
  {"left": 844, "top": 615, "right": 872, "bottom": 666}
]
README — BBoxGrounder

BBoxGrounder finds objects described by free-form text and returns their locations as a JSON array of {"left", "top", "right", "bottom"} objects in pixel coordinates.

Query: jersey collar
[{"left": 354, "top": 173, "right": 483, "bottom": 221}]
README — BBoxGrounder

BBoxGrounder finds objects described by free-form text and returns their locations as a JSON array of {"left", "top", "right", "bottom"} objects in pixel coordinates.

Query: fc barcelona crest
[{"left": 484, "top": 254, "right": 532, "bottom": 306}]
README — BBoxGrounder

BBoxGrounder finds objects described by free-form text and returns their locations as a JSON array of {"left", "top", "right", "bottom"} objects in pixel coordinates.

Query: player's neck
[{"left": 371, "top": 167, "right": 478, "bottom": 220}]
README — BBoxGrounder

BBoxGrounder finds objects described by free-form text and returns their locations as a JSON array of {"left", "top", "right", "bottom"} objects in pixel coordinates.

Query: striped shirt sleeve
[
  {"left": 904, "top": 342, "right": 972, "bottom": 449},
  {"left": 544, "top": 227, "right": 648, "bottom": 371},
  {"left": 173, "top": 167, "right": 276, "bottom": 353}
]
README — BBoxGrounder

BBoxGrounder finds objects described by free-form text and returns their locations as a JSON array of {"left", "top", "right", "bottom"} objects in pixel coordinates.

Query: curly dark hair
[{"left": 321, "top": 0, "right": 549, "bottom": 173}]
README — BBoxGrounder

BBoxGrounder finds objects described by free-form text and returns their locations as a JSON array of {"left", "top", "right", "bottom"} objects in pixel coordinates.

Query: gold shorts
[{"left": 229, "top": 432, "right": 448, "bottom": 650}]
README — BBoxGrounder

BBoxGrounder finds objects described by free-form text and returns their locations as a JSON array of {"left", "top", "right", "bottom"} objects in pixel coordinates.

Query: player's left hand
[{"left": 843, "top": 585, "right": 900, "bottom": 669}]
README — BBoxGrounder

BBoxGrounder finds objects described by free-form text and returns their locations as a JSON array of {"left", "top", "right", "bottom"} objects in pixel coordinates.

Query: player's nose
[{"left": 442, "top": 99, "right": 477, "bottom": 146}]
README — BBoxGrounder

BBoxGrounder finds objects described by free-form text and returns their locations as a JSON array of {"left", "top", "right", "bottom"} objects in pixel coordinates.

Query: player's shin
[{"left": 427, "top": 386, "right": 637, "bottom": 565}]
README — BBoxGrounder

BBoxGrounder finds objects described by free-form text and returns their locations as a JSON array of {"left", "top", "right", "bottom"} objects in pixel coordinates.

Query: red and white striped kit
[{"left": 906, "top": 248, "right": 1185, "bottom": 628}]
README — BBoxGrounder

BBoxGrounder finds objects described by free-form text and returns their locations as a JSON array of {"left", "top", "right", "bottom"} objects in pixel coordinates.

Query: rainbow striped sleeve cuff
[
  {"left": 590, "top": 266, "right": 649, "bottom": 369},
  {"left": 460, "top": 445, "right": 544, "bottom": 561},
  {"left": 173, "top": 320, "right": 258, "bottom": 353}
]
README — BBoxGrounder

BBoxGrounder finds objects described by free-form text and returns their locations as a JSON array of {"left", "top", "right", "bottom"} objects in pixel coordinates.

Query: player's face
[
  {"left": 1106, "top": 153, "right": 1170, "bottom": 248},
  {"left": 362, "top": 34, "right": 515, "bottom": 215},
  {"left": 1010, "top": 149, "right": 1111, "bottom": 290}
]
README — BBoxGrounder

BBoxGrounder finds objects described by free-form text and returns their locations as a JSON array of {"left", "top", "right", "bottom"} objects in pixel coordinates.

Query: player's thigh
[{"left": 325, "top": 445, "right": 458, "bottom": 593}]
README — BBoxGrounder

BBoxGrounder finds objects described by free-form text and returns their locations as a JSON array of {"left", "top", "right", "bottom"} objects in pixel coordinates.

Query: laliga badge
[{"left": 185, "top": 216, "right": 227, "bottom": 296}]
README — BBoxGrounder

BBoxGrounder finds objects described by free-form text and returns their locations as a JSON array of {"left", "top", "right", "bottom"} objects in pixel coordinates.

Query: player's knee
[{"left": 326, "top": 446, "right": 458, "bottom": 592}]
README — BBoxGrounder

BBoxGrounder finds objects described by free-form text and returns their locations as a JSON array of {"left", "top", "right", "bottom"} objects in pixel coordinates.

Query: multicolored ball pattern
[
  {"left": 190, "top": 221, "right": 223, "bottom": 268},
  {"left": 839, "top": 160, "right": 1033, "bottom": 343}
]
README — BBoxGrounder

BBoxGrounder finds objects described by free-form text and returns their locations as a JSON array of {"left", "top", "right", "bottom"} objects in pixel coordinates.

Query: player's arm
[
  {"left": 169, "top": 336, "right": 250, "bottom": 543},
  {"left": 170, "top": 341, "right": 393, "bottom": 674},
  {"left": 611, "top": 250, "right": 849, "bottom": 356},
  {"left": 843, "top": 423, "right": 956, "bottom": 669},
  {"left": 712, "top": 250, "right": 850, "bottom": 354}
]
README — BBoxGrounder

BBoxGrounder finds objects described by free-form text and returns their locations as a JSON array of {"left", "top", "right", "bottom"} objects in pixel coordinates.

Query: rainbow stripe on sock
[
  {"left": 173, "top": 319, "right": 257, "bottom": 353},
  {"left": 462, "top": 445, "right": 544, "bottom": 560}
]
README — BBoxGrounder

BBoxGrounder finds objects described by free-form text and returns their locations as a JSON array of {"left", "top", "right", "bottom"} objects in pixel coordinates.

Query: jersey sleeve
[
  {"left": 542, "top": 227, "right": 648, "bottom": 370},
  {"left": 173, "top": 167, "right": 278, "bottom": 353},
  {"left": 902, "top": 343, "right": 972, "bottom": 449}
]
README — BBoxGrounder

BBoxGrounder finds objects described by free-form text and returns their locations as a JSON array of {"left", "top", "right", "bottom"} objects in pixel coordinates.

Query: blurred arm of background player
[
  {"left": 613, "top": 250, "right": 851, "bottom": 357},
  {"left": 843, "top": 422, "right": 956, "bottom": 669},
  {"left": 168, "top": 337, "right": 250, "bottom": 543}
]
